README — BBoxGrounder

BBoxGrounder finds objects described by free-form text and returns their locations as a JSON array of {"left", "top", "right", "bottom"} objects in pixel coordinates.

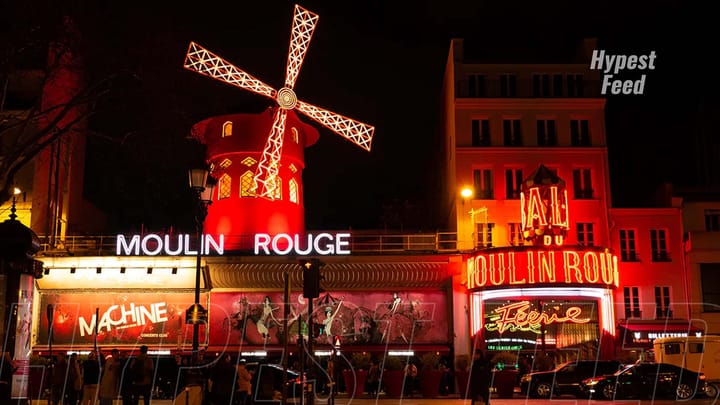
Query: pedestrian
[
  {"left": 0, "top": 352, "right": 16, "bottom": 401},
  {"left": 118, "top": 351, "right": 134, "bottom": 405},
  {"left": 130, "top": 345, "right": 154, "bottom": 405},
  {"left": 236, "top": 358, "right": 253, "bottom": 405},
  {"left": 82, "top": 351, "right": 101, "bottom": 405},
  {"left": 68, "top": 353, "right": 83, "bottom": 405},
  {"left": 403, "top": 361, "right": 417, "bottom": 397},
  {"left": 367, "top": 359, "right": 380, "bottom": 396},
  {"left": 98, "top": 349, "right": 120, "bottom": 405},
  {"left": 469, "top": 350, "right": 491, "bottom": 405},
  {"left": 209, "top": 353, "right": 236, "bottom": 405},
  {"left": 52, "top": 351, "right": 72, "bottom": 405}
]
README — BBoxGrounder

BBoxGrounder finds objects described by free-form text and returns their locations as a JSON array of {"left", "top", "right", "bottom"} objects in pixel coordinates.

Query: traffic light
[{"left": 301, "top": 258, "right": 324, "bottom": 298}]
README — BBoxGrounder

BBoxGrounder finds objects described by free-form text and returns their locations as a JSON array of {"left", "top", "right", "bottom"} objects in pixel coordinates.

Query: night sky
[{"left": 8, "top": 1, "right": 716, "bottom": 233}]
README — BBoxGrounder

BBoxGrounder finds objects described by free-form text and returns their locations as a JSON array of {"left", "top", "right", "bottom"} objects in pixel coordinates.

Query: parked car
[
  {"left": 579, "top": 362, "right": 708, "bottom": 400},
  {"left": 519, "top": 360, "right": 622, "bottom": 398},
  {"left": 247, "top": 362, "right": 303, "bottom": 400}
]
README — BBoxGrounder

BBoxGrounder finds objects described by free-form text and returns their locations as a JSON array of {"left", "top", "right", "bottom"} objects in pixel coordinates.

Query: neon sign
[
  {"left": 78, "top": 302, "right": 169, "bottom": 337},
  {"left": 116, "top": 234, "right": 224, "bottom": 256},
  {"left": 254, "top": 233, "right": 351, "bottom": 255},
  {"left": 484, "top": 300, "right": 590, "bottom": 333},
  {"left": 521, "top": 185, "right": 569, "bottom": 246},
  {"left": 466, "top": 247, "right": 619, "bottom": 289}
]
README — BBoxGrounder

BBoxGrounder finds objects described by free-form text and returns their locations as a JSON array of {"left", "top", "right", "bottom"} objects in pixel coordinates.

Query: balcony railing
[{"left": 36, "top": 232, "right": 462, "bottom": 256}]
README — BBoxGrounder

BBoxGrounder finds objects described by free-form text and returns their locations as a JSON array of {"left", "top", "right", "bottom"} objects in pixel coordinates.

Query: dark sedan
[
  {"left": 248, "top": 362, "right": 303, "bottom": 400},
  {"left": 580, "top": 362, "right": 707, "bottom": 400},
  {"left": 519, "top": 360, "right": 622, "bottom": 398}
]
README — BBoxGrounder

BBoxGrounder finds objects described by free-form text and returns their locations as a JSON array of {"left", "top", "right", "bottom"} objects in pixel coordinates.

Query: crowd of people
[{"left": 3, "top": 346, "right": 256, "bottom": 405}]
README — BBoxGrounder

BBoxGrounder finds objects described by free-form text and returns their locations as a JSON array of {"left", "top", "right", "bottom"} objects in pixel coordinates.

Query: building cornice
[{"left": 455, "top": 98, "right": 606, "bottom": 110}]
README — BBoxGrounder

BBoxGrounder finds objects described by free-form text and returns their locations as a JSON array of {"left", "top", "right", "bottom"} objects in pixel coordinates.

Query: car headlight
[
  {"left": 583, "top": 379, "right": 599, "bottom": 386},
  {"left": 520, "top": 375, "right": 531, "bottom": 383}
]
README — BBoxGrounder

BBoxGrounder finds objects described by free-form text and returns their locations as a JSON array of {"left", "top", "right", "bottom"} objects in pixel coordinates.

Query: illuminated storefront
[{"left": 464, "top": 165, "right": 618, "bottom": 358}]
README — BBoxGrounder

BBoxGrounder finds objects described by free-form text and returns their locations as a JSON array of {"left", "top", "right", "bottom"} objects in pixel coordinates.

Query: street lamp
[{"left": 188, "top": 167, "right": 215, "bottom": 365}]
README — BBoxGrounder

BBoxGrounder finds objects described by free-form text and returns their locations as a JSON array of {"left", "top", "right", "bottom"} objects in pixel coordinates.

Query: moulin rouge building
[{"left": 3, "top": 18, "right": 704, "bottom": 397}]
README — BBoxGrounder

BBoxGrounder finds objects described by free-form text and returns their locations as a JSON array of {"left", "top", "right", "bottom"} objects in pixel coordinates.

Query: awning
[{"left": 618, "top": 322, "right": 705, "bottom": 333}]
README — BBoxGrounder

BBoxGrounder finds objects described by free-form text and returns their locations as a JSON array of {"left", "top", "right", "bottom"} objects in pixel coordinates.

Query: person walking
[
  {"left": 236, "top": 358, "right": 253, "bottom": 405},
  {"left": 367, "top": 359, "right": 380, "bottom": 396},
  {"left": 403, "top": 361, "right": 418, "bottom": 397},
  {"left": 98, "top": 349, "right": 120, "bottom": 405},
  {"left": 67, "top": 353, "right": 83, "bottom": 405},
  {"left": 130, "top": 345, "right": 154, "bottom": 405},
  {"left": 209, "top": 353, "right": 236, "bottom": 405},
  {"left": 82, "top": 351, "right": 101, "bottom": 405},
  {"left": 52, "top": 352, "right": 73, "bottom": 405},
  {"left": 469, "top": 350, "right": 491, "bottom": 405}
]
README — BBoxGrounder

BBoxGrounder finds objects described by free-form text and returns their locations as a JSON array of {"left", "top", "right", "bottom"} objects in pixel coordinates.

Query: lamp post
[{"left": 188, "top": 168, "right": 215, "bottom": 366}]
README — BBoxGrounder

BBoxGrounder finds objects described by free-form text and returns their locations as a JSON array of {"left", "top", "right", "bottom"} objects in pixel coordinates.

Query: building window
[
  {"left": 289, "top": 179, "right": 298, "bottom": 203},
  {"left": 467, "top": 74, "right": 486, "bottom": 97},
  {"left": 273, "top": 178, "right": 282, "bottom": 200},
  {"left": 536, "top": 119, "right": 557, "bottom": 146},
  {"left": 476, "top": 223, "right": 494, "bottom": 248},
  {"left": 624, "top": 286, "right": 641, "bottom": 318},
  {"left": 222, "top": 121, "right": 233, "bottom": 137},
  {"left": 241, "top": 157, "right": 257, "bottom": 167},
  {"left": 499, "top": 74, "right": 517, "bottom": 97},
  {"left": 706, "top": 209, "right": 720, "bottom": 231},
  {"left": 701, "top": 263, "right": 720, "bottom": 312},
  {"left": 570, "top": 120, "right": 591, "bottom": 146},
  {"left": 240, "top": 171, "right": 255, "bottom": 197},
  {"left": 503, "top": 119, "right": 522, "bottom": 146},
  {"left": 473, "top": 169, "right": 493, "bottom": 199},
  {"left": 218, "top": 173, "right": 232, "bottom": 200},
  {"left": 505, "top": 169, "right": 522, "bottom": 199},
  {"left": 553, "top": 74, "right": 563, "bottom": 97},
  {"left": 471, "top": 119, "right": 490, "bottom": 146},
  {"left": 567, "top": 74, "right": 584, "bottom": 97},
  {"left": 655, "top": 286, "right": 672, "bottom": 318},
  {"left": 291, "top": 127, "right": 299, "bottom": 144},
  {"left": 650, "top": 229, "right": 670, "bottom": 261},
  {"left": 577, "top": 223, "right": 594, "bottom": 246},
  {"left": 509, "top": 223, "right": 525, "bottom": 246},
  {"left": 572, "top": 169, "right": 593, "bottom": 199},
  {"left": 289, "top": 164, "right": 298, "bottom": 173},
  {"left": 619, "top": 229, "right": 638, "bottom": 261}
]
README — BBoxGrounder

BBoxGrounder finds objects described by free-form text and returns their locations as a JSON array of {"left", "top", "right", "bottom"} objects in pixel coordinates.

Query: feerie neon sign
[
  {"left": 466, "top": 247, "right": 619, "bottom": 289},
  {"left": 117, "top": 234, "right": 224, "bottom": 256},
  {"left": 485, "top": 300, "right": 590, "bottom": 333},
  {"left": 254, "top": 233, "right": 351, "bottom": 255}
]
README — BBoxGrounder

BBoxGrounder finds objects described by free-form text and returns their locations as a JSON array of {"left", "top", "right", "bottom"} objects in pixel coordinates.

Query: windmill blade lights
[{"left": 184, "top": 4, "right": 375, "bottom": 200}]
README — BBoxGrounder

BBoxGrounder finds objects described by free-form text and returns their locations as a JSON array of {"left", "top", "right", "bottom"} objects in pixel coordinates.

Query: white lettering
[
  {"left": 117, "top": 235, "right": 140, "bottom": 255},
  {"left": 272, "top": 233, "right": 294, "bottom": 255},
  {"left": 336, "top": 233, "right": 351, "bottom": 255},
  {"left": 254, "top": 234, "right": 271, "bottom": 255},
  {"left": 314, "top": 233, "right": 334, "bottom": 255},
  {"left": 78, "top": 302, "right": 169, "bottom": 337},
  {"left": 253, "top": 233, "right": 353, "bottom": 255},
  {"left": 590, "top": 49, "right": 604, "bottom": 70},
  {"left": 116, "top": 233, "right": 225, "bottom": 256},
  {"left": 205, "top": 234, "right": 224, "bottom": 255}
]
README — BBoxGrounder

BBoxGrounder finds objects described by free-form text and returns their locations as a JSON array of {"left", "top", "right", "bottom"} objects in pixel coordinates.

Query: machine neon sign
[
  {"left": 254, "top": 233, "right": 351, "bottom": 255},
  {"left": 116, "top": 234, "right": 224, "bottom": 256},
  {"left": 485, "top": 300, "right": 590, "bottom": 333}
]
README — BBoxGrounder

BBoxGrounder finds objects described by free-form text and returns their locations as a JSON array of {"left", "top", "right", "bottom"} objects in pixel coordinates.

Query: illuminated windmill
[{"left": 184, "top": 4, "right": 375, "bottom": 200}]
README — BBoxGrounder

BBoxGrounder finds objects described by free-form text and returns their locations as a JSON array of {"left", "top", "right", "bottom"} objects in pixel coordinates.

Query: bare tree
[{"left": 0, "top": 7, "right": 118, "bottom": 206}]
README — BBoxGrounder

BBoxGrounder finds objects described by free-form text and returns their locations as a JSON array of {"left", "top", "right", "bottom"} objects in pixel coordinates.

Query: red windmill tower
[{"left": 185, "top": 4, "right": 374, "bottom": 250}]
